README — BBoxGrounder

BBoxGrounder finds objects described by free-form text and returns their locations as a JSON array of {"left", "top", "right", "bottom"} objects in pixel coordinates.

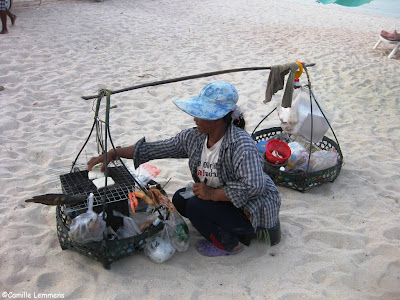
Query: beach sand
[{"left": 0, "top": 0, "right": 399, "bottom": 299}]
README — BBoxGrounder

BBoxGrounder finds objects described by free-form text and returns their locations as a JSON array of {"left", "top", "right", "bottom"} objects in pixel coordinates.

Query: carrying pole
[
  {"left": 81, "top": 67, "right": 274, "bottom": 100},
  {"left": 81, "top": 64, "right": 315, "bottom": 100}
]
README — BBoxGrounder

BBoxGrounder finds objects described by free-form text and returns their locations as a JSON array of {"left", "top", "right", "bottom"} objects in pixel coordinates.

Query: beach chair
[{"left": 373, "top": 34, "right": 400, "bottom": 59}]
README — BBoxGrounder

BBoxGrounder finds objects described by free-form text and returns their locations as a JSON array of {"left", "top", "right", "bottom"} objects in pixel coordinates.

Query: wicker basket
[
  {"left": 252, "top": 127, "right": 343, "bottom": 192},
  {"left": 56, "top": 166, "right": 166, "bottom": 269},
  {"left": 57, "top": 206, "right": 163, "bottom": 269}
]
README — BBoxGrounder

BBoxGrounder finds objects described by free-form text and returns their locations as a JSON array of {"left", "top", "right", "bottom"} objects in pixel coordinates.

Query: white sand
[{"left": 1, "top": 0, "right": 399, "bottom": 298}]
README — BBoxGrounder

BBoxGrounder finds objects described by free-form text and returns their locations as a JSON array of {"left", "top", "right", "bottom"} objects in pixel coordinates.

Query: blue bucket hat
[{"left": 173, "top": 81, "right": 238, "bottom": 120}]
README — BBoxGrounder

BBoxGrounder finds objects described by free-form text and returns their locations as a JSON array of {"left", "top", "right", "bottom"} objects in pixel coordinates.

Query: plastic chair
[{"left": 373, "top": 34, "right": 400, "bottom": 59}]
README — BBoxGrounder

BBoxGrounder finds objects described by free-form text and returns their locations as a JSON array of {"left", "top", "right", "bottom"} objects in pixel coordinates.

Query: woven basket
[
  {"left": 56, "top": 205, "right": 163, "bottom": 269},
  {"left": 56, "top": 167, "right": 166, "bottom": 269},
  {"left": 252, "top": 127, "right": 343, "bottom": 192}
]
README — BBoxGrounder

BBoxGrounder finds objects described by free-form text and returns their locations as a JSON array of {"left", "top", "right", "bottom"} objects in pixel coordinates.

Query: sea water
[{"left": 293, "top": 0, "right": 400, "bottom": 18}]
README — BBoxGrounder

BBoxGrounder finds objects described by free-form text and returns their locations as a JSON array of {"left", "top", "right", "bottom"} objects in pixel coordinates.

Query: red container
[{"left": 266, "top": 139, "right": 291, "bottom": 164}]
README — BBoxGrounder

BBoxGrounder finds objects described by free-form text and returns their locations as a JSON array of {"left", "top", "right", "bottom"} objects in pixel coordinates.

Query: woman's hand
[
  {"left": 193, "top": 182, "right": 215, "bottom": 200},
  {"left": 87, "top": 145, "right": 134, "bottom": 172},
  {"left": 87, "top": 151, "right": 115, "bottom": 172},
  {"left": 193, "top": 182, "right": 231, "bottom": 202}
]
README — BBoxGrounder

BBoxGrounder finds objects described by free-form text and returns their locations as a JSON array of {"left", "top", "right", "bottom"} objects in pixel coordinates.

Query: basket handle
[{"left": 251, "top": 107, "right": 277, "bottom": 136}]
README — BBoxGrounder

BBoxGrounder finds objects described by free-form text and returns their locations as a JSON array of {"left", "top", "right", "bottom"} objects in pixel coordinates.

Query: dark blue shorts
[{"left": 172, "top": 188, "right": 255, "bottom": 251}]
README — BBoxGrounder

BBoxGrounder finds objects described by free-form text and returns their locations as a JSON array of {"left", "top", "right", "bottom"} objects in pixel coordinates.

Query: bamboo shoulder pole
[{"left": 81, "top": 67, "right": 273, "bottom": 100}]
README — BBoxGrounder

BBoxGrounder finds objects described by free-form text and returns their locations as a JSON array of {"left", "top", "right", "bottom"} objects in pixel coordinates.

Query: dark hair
[{"left": 223, "top": 111, "right": 246, "bottom": 130}]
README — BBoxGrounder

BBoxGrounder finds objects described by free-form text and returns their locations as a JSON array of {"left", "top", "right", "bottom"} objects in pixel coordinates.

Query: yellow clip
[{"left": 295, "top": 61, "right": 303, "bottom": 79}]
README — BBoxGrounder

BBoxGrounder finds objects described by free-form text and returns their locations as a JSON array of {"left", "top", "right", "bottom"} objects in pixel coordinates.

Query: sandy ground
[{"left": 0, "top": 0, "right": 399, "bottom": 299}]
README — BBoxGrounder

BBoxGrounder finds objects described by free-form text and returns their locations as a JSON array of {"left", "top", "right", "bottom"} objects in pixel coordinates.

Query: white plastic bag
[
  {"left": 179, "top": 182, "right": 195, "bottom": 199},
  {"left": 286, "top": 88, "right": 331, "bottom": 142},
  {"left": 277, "top": 88, "right": 301, "bottom": 132},
  {"left": 129, "top": 162, "right": 161, "bottom": 186},
  {"left": 144, "top": 225, "right": 175, "bottom": 263},
  {"left": 69, "top": 193, "right": 106, "bottom": 243}
]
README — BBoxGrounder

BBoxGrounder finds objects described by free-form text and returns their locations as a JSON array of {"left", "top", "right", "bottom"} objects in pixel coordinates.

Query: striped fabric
[{"left": 0, "top": 0, "right": 8, "bottom": 11}]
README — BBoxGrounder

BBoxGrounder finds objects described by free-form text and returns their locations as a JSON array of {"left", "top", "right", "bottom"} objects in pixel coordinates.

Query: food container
[{"left": 265, "top": 139, "right": 291, "bottom": 164}]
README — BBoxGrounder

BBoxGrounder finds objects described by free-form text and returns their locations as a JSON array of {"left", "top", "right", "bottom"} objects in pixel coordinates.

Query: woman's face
[{"left": 194, "top": 117, "right": 219, "bottom": 134}]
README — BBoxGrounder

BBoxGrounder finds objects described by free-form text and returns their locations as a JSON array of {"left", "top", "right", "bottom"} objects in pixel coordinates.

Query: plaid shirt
[
  {"left": 0, "top": 0, "right": 9, "bottom": 11},
  {"left": 133, "top": 125, "right": 280, "bottom": 229}
]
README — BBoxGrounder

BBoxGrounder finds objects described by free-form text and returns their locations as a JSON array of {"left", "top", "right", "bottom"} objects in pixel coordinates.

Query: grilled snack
[{"left": 25, "top": 194, "right": 87, "bottom": 206}]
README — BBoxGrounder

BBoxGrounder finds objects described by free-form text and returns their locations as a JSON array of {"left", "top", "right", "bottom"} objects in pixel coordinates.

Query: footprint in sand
[
  {"left": 383, "top": 227, "right": 400, "bottom": 240},
  {"left": 304, "top": 230, "right": 366, "bottom": 250},
  {"left": 377, "top": 260, "right": 400, "bottom": 293}
]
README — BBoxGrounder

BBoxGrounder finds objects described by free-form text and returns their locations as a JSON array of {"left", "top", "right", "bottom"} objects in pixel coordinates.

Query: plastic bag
[
  {"left": 69, "top": 193, "right": 106, "bottom": 243},
  {"left": 113, "top": 211, "right": 142, "bottom": 239},
  {"left": 179, "top": 182, "right": 195, "bottom": 199},
  {"left": 165, "top": 210, "right": 189, "bottom": 252},
  {"left": 287, "top": 142, "right": 306, "bottom": 164},
  {"left": 286, "top": 142, "right": 308, "bottom": 171},
  {"left": 129, "top": 162, "right": 161, "bottom": 186},
  {"left": 286, "top": 88, "right": 331, "bottom": 142},
  {"left": 144, "top": 225, "right": 175, "bottom": 263},
  {"left": 277, "top": 88, "right": 301, "bottom": 132},
  {"left": 290, "top": 134, "right": 320, "bottom": 153},
  {"left": 309, "top": 150, "right": 338, "bottom": 172},
  {"left": 105, "top": 226, "right": 118, "bottom": 240}
]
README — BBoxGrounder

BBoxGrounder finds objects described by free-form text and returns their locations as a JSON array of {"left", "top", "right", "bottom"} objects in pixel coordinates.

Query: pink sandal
[{"left": 195, "top": 239, "right": 243, "bottom": 257}]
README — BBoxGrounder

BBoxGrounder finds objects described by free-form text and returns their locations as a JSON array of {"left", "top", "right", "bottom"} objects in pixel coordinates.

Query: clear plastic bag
[
  {"left": 309, "top": 150, "right": 338, "bottom": 172},
  {"left": 286, "top": 141, "right": 309, "bottom": 172},
  {"left": 113, "top": 211, "right": 142, "bottom": 239},
  {"left": 69, "top": 193, "right": 106, "bottom": 243},
  {"left": 144, "top": 225, "right": 175, "bottom": 263},
  {"left": 286, "top": 88, "right": 331, "bottom": 142},
  {"left": 165, "top": 210, "right": 189, "bottom": 252},
  {"left": 287, "top": 142, "right": 306, "bottom": 167}
]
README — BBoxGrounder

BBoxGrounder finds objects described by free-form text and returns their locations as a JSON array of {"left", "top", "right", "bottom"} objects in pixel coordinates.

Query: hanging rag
[{"left": 264, "top": 62, "right": 300, "bottom": 108}]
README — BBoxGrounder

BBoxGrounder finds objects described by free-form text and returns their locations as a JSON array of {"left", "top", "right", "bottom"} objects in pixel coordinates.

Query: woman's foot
[
  {"left": 394, "top": 31, "right": 400, "bottom": 41},
  {"left": 381, "top": 30, "right": 394, "bottom": 39},
  {"left": 195, "top": 239, "right": 243, "bottom": 257},
  {"left": 0, "top": 29, "right": 8, "bottom": 34},
  {"left": 381, "top": 30, "right": 400, "bottom": 41},
  {"left": 11, "top": 14, "right": 16, "bottom": 26}
]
